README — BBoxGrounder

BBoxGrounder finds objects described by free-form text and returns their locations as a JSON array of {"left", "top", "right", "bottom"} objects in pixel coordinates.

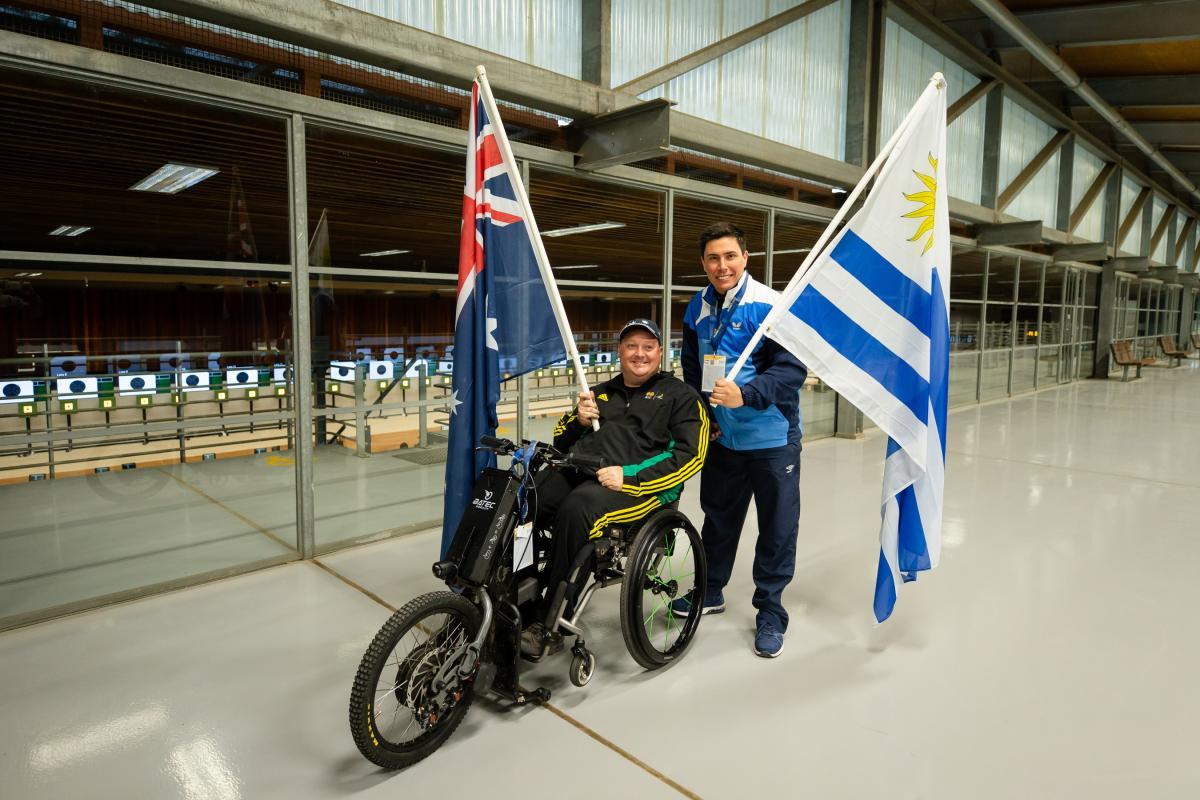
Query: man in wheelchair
[{"left": 522, "top": 318, "right": 709, "bottom": 656}]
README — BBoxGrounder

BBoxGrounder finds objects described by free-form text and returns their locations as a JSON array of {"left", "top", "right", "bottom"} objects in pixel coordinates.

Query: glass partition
[{"left": 0, "top": 68, "right": 297, "bottom": 628}]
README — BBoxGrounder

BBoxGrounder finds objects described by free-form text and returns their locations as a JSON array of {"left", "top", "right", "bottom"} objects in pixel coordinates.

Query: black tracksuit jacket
[{"left": 551, "top": 371, "right": 709, "bottom": 502}]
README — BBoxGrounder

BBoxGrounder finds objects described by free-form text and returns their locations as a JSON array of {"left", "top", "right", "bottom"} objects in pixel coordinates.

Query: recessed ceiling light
[
  {"left": 542, "top": 222, "right": 626, "bottom": 238},
  {"left": 130, "top": 163, "right": 220, "bottom": 193},
  {"left": 26, "top": 272, "right": 42, "bottom": 277},
  {"left": 360, "top": 249, "right": 411, "bottom": 257},
  {"left": 831, "top": 187, "right": 848, "bottom": 194},
  {"left": 49, "top": 225, "right": 91, "bottom": 236},
  {"left": 553, "top": 264, "right": 600, "bottom": 270}
]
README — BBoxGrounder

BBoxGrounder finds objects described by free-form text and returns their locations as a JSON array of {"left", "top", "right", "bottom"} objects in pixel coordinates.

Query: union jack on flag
[{"left": 441, "top": 80, "right": 566, "bottom": 554}]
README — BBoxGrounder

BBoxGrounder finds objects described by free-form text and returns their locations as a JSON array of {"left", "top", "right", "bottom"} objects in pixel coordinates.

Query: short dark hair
[{"left": 698, "top": 221, "right": 747, "bottom": 257}]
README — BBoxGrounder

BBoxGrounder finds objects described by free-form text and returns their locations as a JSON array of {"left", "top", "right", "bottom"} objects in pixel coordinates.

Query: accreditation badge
[{"left": 701, "top": 354, "right": 726, "bottom": 392}]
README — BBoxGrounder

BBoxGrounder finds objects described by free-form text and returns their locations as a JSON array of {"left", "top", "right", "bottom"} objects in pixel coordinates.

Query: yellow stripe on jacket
[{"left": 622, "top": 399, "right": 709, "bottom": 496}]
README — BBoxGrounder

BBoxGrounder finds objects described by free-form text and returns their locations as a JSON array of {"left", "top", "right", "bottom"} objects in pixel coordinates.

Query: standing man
[{"left": 676, "top": 222, "right": 807, "bottom": 658}]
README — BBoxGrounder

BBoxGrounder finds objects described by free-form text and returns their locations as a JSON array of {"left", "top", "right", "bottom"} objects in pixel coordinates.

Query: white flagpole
[
  {"left": 727, "top": 73, "right": 946, "bottom": 377},
  {"left": 474, "top": 65, "right": 600, "bottom": 431}
]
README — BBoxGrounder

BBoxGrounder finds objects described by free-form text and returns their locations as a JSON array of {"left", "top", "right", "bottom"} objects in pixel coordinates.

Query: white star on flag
[
  {"left": 449, "top": 389, "right": 463, "bottom": 416},
  {"left": 486, "top": 317, "right": 498, "bottom": 351}
]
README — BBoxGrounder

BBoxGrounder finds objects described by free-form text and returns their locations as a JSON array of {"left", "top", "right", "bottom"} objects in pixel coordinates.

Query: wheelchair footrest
[
  {"left": 593, "top": 568, "right": 624, "bottom": 587},
  {"left": 516, "top": 576, "right": 540, "bottom": 606}
]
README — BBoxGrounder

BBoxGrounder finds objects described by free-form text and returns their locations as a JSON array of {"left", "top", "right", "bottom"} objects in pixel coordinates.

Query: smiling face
[
  {"left": 618, "top": 329, "right": 662, "bottom": 387},
  {"left": 701, "top": 235, "right": 749, "bottom": 295}
]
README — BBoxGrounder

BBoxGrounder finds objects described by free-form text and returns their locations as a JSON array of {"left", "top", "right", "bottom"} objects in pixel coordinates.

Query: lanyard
[{"left": 708, "top": 293, "right": 741, "bottom": 352}]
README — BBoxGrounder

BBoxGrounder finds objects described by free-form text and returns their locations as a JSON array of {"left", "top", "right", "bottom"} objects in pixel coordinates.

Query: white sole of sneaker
[
  {"left": 670, "top": 604, "right": 725, "bottom": 619},
  {"left": 754, "top": 639, "right": 784, "bottom": 658}
]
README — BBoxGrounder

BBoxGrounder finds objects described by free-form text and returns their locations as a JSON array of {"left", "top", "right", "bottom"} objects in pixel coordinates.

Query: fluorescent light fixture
[
  {"left": 49, "top": 225, "right": 91, "bottom": 236},
  {"left": 553, "top": 264, "right": 600, "bottom": 270},
  {"left": 542, "top": 222, "right": 626, "bottom": 238},
  {"left": 831, "top": 187, "right": 848, "bottom": 194},
  {"left": 360, "top": 249, "right": 411, "bottom": 257},
  {"left": 748, "top": 247, "right": 811, "bottom": 256},
  {"left": 129, "top": 163, "right": 219, "bottom": 194}
]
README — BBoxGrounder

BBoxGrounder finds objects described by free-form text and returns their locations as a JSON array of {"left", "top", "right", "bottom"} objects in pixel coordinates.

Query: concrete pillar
[
  {"left": 981, "top": 86, "right": 1005, "bottom": 210},
  {"left": 1093, "top": 261, "right": 1117, "bottom": 378},
  {"left": 844, "top": 0, "right": 885, "bottom": 167},
  {"left": 581, "top": 0, "right": 611, "bottom": 88}
]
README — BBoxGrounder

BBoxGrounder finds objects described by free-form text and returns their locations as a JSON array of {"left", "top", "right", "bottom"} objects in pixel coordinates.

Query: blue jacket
[{"left": 682, "top": 272, "right": 808, "bottom": 451}]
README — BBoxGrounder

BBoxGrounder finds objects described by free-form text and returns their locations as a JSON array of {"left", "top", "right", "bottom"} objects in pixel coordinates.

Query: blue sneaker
[
  {"left": 670, "top": 592, "right": 725, "bottom": 618},
  {"left": 754, "top": 622, "right": 784, "bottom": 658}
]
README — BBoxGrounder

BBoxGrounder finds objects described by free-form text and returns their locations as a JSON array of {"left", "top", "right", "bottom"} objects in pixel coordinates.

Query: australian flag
[{"left": 441, "top": 81, "right": 566, "bottom": 554}]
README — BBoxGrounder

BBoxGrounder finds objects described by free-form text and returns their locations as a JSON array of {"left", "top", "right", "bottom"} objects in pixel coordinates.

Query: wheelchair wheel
[
  {"left": 619, "top": 509, "right": 706, "bottom": 670},
  {"left": 348, "top": 591, "right": 481, "bottom": 770}
]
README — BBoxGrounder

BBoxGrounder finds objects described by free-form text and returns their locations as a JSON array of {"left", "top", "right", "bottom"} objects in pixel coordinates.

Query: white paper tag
[
  {"left": 701, "top": 354, "right": 726, "bottom": 392},
  {"left": 513, "top": 522, "right": 534, "bottom": 572}
]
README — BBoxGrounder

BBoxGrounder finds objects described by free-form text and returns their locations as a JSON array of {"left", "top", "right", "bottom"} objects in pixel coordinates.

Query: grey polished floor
[{"left": 1, "top": 364, "right": 1197, "bottom": 799}]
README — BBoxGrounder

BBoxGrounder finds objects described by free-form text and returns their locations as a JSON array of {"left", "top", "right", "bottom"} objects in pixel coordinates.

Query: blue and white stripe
[{"left": 767, "top": 80, "right": 949, "bottom": 622}]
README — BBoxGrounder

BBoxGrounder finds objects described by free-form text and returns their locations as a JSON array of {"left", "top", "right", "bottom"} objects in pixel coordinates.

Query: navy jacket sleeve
[
  {"left": 741, "top": 337, "right": 808, "bottom": 411},
  {"left": 681, "top": 318, "right": 701, "bottom": 392}
]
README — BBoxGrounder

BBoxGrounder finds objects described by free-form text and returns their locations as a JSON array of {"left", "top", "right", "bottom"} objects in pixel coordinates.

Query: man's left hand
[
  {"left": 709, "top": 378, "right": 744, "bottom": 408},
  {"left": 596, "top": 465, "right": 624, "bottom": 492}
]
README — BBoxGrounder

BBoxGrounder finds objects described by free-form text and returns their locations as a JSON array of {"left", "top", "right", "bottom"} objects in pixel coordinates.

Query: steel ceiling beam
[
  {"left": 1131, "top": 122, "right": 1200, "bottom": 148},
  {"left": 945, "top": 0, "right": 1200, "bottom": 50},
  {"left": 1069, "top": 162, "right": 1118, "bottom": 234},
  {"left": 889, "top": 0, "right": 1200, "bottom": 224},
  {"left": 1173, "top": 217, "right": 1197, "bottom": 264},
  {"left": 947, "top": 77, "right": 996, "bottom": 124},
  {"left": 1149, "top": 205, "right": 1177, "bottom": 258},
  {"left": 996, "top": 129, "right": 1072, "bottom": 213},
  {"left": 1045, "top": 75, "right": 1200, "bottom": 109},
  {"left": 964, "top": 0, "right": 1200, "bottom": 214},
  {"left": 1116, "top": 186, "right": 1152, "bottom": 250}
]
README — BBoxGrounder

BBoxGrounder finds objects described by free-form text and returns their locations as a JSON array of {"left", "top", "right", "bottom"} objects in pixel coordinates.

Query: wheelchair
[{"left": 348, "top": 436, "right": 707, "bottom": 770}]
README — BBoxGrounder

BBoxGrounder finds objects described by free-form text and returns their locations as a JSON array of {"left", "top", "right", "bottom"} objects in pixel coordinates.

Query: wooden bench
[
  {"left": 1157, "top": 335, "right": 1197, "bottom": 367},
  {"left": 1110, "top": 340, "right": 1154, "bottom": 381}
]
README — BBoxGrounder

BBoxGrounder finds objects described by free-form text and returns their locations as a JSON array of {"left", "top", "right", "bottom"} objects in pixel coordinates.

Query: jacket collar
[{"left": 702, "top": 271, "right": 750, "bottom": 312}]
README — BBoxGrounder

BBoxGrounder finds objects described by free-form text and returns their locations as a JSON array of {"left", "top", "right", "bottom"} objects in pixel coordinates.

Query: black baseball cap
[{"left": 618, "top": 318, "right": 663, "bottom": 344}]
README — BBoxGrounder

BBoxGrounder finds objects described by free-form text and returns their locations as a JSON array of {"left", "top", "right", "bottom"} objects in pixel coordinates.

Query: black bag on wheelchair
[{"left": 443, "top": 468, "right": 521, "bottom": 586}]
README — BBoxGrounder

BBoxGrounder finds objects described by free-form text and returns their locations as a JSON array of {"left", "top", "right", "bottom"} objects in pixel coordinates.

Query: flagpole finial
[
  {"left": 475, "top": 65, "right": 487, "bottom": 79},
  {"left": 930, "top": 71, "right": 946, "bottom": 90}
]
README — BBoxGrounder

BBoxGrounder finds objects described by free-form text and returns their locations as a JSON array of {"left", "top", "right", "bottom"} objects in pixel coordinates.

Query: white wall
[
  {"left": 335, "top": 0, "right": 584, "bottom": 79},
  {"left": 1120, "top": 176, "right": 1145, "bottom": 255},
  {"left": 613, "top": 0, "right": 850, "bottom": 161},
  {"left": 999, "top": 97, "right": 1059, "bottom": 224},
  {"left": 880, "top": 18, "right": 983, "bottom": 204},
  {"left": 1150, "top": 195, "right": 1169, "bottom": 263},
  {"left": 1070, "top": 144, "right": 1106, "bottom": 242}
]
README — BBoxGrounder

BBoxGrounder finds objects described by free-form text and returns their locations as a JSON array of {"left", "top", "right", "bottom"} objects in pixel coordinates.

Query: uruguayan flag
[
  {"left": 766, "top": 75, "right": 949, "bottom": 623},
  {"left": 117, "top": 374, "right": 158, "bottom": 396}
]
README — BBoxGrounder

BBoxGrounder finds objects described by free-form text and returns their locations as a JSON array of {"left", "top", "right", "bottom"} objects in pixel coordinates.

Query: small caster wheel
[{"left": 569, "top": 649, "right": 596, "bottom": 687}]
